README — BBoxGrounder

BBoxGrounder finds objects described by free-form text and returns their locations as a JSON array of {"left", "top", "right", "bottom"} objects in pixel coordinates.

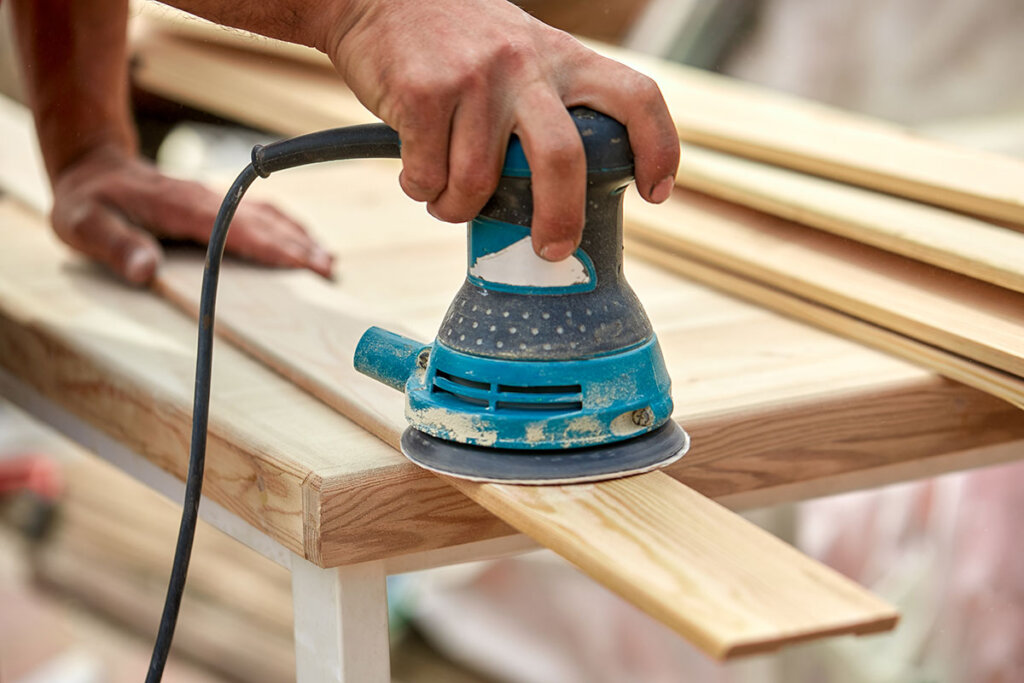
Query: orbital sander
[
  {"left": 148, "top": 107, "right": 687, "bottom": 680},
  {"left": 354, "top": 108, "right": 689, "bottom": 483}
]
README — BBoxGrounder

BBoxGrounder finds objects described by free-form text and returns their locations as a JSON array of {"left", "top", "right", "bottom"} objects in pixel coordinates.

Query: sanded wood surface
[
  {"left": 449, "top": 472, "right": 896, "bottom": 658},
  {"left": 627, "top": 240, "right": 1024, "bottom": 412},
  {"left": 627, "top": 189, "right": 1024, "bottom": 379},
  {"left": 0, "top": 198, "right": 514, "bottom": 564},
  {"left": 674, "top": 145, "right": 1024, "bottom": 294}
]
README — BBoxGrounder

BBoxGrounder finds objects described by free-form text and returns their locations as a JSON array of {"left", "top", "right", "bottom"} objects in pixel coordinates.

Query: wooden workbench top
[{"left": 2, "top": 157, "right": 1023, "bottom": 567}]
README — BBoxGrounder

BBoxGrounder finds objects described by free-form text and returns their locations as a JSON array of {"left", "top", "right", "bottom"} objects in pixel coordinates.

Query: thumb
[{"left": 52, "top": 200, "right": 162, "bottom": 285}]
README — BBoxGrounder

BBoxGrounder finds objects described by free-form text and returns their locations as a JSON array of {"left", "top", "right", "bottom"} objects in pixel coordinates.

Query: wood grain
[
  {"left": 674, "top": 144, "right": 1024, "bottom": 294},
  {"left": 627, "top": 189, "right": 1024, "bottom": 378},
  {"left": 595, "top": 41, "right": 1024, "bottom": 227},
  {"left": 131, "top": 27, "right": 373, "bottom": 135},
  {"left": 449, "top": 472, "right": 897, "bottom": 658},
  {"left": 627, "top": 240, "right": 1024, "bottom": 412}
]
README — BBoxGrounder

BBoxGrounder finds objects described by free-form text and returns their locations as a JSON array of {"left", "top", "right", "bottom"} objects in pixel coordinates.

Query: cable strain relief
[{"left": 251, "top": 144, "right": 272, "bottom": 178}]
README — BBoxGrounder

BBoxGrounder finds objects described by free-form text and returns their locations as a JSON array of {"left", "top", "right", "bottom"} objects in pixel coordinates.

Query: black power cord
[{"left": 146, "top": 124, "right": 400, "bottom": 682}]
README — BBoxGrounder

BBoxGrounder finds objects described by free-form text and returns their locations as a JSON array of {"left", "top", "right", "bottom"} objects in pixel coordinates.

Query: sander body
[{"left": 354, "top": 109, "right": 689, "bottom": 483}]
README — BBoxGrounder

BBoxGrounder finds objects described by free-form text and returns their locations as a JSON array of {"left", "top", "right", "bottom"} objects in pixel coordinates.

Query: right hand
[{"left": 324, "top": 0, "right": 680, "bottom": 262}]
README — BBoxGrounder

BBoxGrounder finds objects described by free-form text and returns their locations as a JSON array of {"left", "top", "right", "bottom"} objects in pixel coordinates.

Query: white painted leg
[{"left": 290, "top": 556, "right": 391, "bottom": 683}]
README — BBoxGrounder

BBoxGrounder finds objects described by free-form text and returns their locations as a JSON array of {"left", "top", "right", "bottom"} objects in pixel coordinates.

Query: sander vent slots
[{"left": 432, "top": 368, "right": 584, "bottom": 414}]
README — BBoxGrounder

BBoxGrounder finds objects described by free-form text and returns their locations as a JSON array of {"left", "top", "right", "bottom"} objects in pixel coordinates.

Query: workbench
[{"left": 2, "top": 135, "right": 1024, "bottom": 680}]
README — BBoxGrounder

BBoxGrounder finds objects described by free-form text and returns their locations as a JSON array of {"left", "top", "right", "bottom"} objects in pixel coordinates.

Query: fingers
[
  {"left": 427, "top": 92, "right": 511, "bottom": 223},
  {"left": 227, "top": 201, "right": 336, "bottom": 279},
  {"left": 514, "top": 91, "right": 586, "bottom": 261},
  {"left": 98, "top": 171, "right": 336, "bottom": 280},
  {"left": 565, "top": 57, "right": 680, "bottom": 204},
  {"left": 397, "top": 95, "right": 454, "bottom": 203},
  {"left": 51, "top": 199, "right": 162, "bottom": 285}
]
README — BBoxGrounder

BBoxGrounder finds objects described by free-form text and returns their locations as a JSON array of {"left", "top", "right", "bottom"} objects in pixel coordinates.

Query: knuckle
[
  {"left": 428, "top": 198, "right": 475, "bottom": 224},
  {"left": 55, "top": 203, "right": 97, "bottom": 244},
  {"left": 494, "top": 38, "right": 538, "bottom": 70},
  {"left": 450, "top": 166, "right": 497, "bottom": 202},
  {"left": 402, "top": 164, "right": 447, "bottom": 198},
  {"left": 538, "top": 135, "right": 584, "bottom": 173}
]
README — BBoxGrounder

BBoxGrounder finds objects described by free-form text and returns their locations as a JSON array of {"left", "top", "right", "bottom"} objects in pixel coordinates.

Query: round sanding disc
[{"left": 400, "top": 421, "right": 689, "bottom": 485}]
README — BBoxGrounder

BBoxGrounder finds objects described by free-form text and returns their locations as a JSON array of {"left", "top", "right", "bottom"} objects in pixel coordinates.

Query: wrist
[
  {"left": 315, "top": 0, "right": 376, "bottom": 65},
  {"left": 38, "top": 116, "right": 137, "bottom": 185}
]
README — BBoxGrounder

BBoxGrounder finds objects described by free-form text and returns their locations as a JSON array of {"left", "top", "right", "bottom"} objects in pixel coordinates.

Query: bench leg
[{"left": 291, "top": 556, "right": 390, "bottom": 683}]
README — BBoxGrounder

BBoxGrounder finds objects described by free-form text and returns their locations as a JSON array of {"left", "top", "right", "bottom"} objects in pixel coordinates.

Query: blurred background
[{"left": 2, "top": 1, "right": 1023, "bottom": 681}]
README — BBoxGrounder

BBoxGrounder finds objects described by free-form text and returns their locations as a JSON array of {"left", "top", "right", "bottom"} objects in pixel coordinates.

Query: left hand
[{"left": 50, "top": 145, "right": 335, "bottom": 284}]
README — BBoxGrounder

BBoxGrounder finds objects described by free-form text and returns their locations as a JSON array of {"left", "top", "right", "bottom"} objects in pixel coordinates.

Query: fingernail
[
  {"left": 310, "top": 248, "right": 334, "bottom": 276},
  {"left": 650, "top": 176, "right": 674, "bottom": 203},
  {"left": 539, "top": 240, "right": 576, "bottom": 262},
  {"left": 125, "top": 248, "right": 157, "bottom": 283}
]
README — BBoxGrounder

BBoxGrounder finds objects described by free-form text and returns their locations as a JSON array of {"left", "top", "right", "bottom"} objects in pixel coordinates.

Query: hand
[
  {"left": 326, "top": 0, "right": 679, "bottom": 261},
  {"left": 50, "top": 145, "right": 335, "bottom": 285}
]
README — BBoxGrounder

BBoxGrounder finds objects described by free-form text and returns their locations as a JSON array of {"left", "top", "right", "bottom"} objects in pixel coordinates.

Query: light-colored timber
[
  {"left": 0, "top": 199, "right": 911, "bottom": 659},
  {"left": 674, "top": 145, "right": 1024, "bottom": 294},
  {"left": 447, "top": 472, "right": 897, "bottom": 659},
  {"left": 626, "top": 189, "right": 1024, "bottom": 378},
  {"left": 594, "top": 41, "right": 1024, "bottom": 227},
  {"left": 626, "top": 240, "right": 1024, "bottom": 412}
]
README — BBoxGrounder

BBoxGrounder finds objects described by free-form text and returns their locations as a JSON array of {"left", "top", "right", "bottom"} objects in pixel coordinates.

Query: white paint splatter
[{"left": 470, "top": 237, "right": 590, "bottom": 288}]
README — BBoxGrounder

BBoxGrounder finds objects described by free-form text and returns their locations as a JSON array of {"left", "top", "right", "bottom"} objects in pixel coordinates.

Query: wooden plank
[
  {"left": 447, "top": 472, "right": 896, "bottom": 658},
  {"left": 0, "top": 95, "right": 51, "bottom": 212},
  {"left": 131, "top": 2, "right": 333, "bottom": 69},
  {"left": 627, "top": 189, "right": 1024, "bottom": 379},
  {"left": 131, "top": 26, "right": 373, "bottom": 135},
  {"left": 595, "top": 41, "right": 1024, "bottom": 227},
  {"left": 675, "top": 144, "right": 1024, "bottom": 294},
  {"left": 148, "top": 159, "right": 1024, "bottom": 513},
  {"left": 626, "top": 239, "right": 1024, "bottom": 412}
]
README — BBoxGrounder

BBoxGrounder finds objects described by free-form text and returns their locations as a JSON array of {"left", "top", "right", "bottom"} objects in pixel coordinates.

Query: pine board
[
  {"left": 626, "top": 240, "right": 1024, "bottom": 412},
  {"left": 3, "top": 99, "right": 1024, "bottom": 657},
  {"left": 627, "top": 189, "right": 1024, "bottom": 379},
  {"left": 131, "top": 27, "right": 374, "bottom": 136},
  {"left": 447, "top": 472, "right": 896, "bottom": 658},
  {"left": 675, "top": 145, "right": 1024, "bottom": 294},
  {"left": 596, "top": 42, "right": 1024, "bottom": 227}
]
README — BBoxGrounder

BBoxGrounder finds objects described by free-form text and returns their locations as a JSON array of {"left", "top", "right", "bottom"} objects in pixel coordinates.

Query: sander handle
[{"left": 250, "top": 123, "right": 401, "bottom": 177}]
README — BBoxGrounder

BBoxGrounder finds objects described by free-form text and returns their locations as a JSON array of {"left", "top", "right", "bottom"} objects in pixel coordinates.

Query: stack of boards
[{"left": 130, "top": 9, "right": 1024, "bottom": 413}]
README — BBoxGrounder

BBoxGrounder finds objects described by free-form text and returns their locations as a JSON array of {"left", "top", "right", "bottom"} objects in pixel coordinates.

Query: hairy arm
[{"left": 10, "top": 0, "right": 333, "bottom": 283}]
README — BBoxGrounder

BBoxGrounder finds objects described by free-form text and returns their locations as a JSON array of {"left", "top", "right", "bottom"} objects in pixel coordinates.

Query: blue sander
[
  {"left": 148, "top": 107, "right": 689, "bottom": 680},
  {"left": 354, "top": 108, "right": 689, "bottom": 483}
]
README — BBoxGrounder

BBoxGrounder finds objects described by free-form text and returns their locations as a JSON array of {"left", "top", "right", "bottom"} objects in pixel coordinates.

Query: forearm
[
  {"left": 159, "top": 0, "right": 357, "bottom": 55},
  {"left": 11, "top": 0, "right": 137, "bottom": 182}
]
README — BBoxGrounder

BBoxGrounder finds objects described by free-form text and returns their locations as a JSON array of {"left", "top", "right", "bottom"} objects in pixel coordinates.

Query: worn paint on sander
[{"left": 354, "top": 108, "right": 690, "bottom": 484}]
